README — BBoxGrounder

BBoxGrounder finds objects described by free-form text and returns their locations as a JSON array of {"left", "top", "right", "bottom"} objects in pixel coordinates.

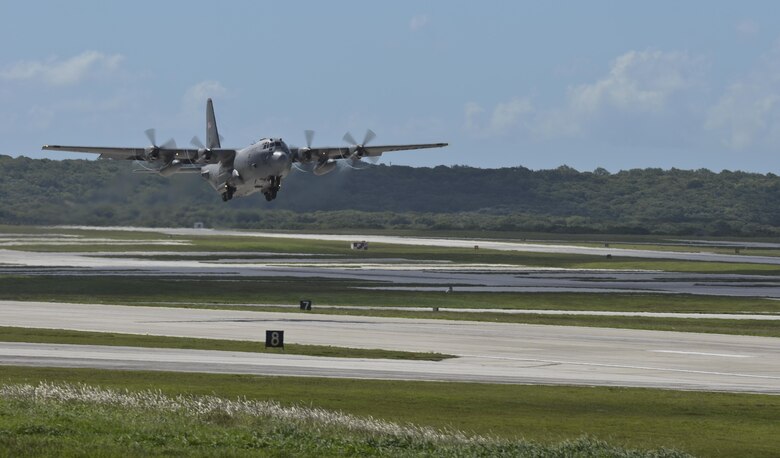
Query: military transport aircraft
[{"left": 43, "top": 99, "right": 448, "bottom": 202}]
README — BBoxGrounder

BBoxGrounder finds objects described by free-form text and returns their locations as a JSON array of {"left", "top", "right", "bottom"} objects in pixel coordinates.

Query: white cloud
[
  {"left": 464, "top": 102, "right": 485, "bottom": 131},
  {"left": 0, "top": 51, "right": 123, "bottom": 86},
  {"left": 465, "top": 50, "right": 704, "bottom": 148},
  {"left": 705, "top": 46, "right": 780, "bottom": 150},
  {"left": 409, "top": 14, "right": 429, "bottom": 31},
  {"left": 14, "top": 94, "right": 139, "bottom": 134},
  {"left": 490, "top": 98, "right": 533, "bottom": 132},
  {"left": 569, "top": 50, "right": 697, "bottom": 115},
  {"left": 736, "top": 19, "right": 760, "bottom": 39},
  {"left": 464, "top": 98, "right": 534, "bottom": 135},
  {"left": 533, "top": 108, "right": 582, "bottom": 138},
  {"left": 183, "top": 80, "right": 227, "bottom": 109},
  {"left": 528, "top": 49, "right": 702, "bottom": 142}
]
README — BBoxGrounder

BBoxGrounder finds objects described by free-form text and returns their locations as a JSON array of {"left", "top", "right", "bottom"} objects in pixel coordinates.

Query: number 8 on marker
[{"left": 265, "top": 330, "right": 284, "bottom": 348}]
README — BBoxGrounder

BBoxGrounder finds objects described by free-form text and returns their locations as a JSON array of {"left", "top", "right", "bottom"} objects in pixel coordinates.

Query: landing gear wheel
[
  {"left": 264, "top": 192, "right": 274, "bottom": 202},
  {"left": 222, "top": 184, "right": 236, "bottom": 202}
]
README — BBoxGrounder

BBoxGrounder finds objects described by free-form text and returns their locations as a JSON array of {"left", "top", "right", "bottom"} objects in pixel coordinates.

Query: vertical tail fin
[{"left": 206, "top": 98, "right": 221, "bottom": 149}]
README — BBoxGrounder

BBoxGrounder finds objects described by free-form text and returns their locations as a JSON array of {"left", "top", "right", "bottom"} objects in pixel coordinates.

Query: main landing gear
[
  {"left": 263, "top": 176, "right": 282, "bottom": 202},
  {"left": 221, "top": 184, "right": 236, "bottom": 202}
]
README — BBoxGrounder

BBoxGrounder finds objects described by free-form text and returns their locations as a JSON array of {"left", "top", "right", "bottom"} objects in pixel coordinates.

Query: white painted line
[{"left": 650, "top": 350, "right": 753, "bottom": 358}]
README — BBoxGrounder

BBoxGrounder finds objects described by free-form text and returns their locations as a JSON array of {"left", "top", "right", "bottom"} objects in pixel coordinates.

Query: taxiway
[{"left": 1, "top": 301, "right": 779, "bottom": 394}]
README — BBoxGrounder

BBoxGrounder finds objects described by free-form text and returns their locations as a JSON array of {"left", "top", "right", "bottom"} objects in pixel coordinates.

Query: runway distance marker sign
[{"left": 265, "top": 330, "right": 284, "bottom": 349}]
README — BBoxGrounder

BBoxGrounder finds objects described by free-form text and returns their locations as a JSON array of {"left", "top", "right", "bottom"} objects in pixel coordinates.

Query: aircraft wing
[
  {"left": 299, "top": 142, "right": 448, "bottom": 162},
  {"left": 42, "top": 145, "right": 148, "bottom": 160},
  {"left": 42, "top": 144, "right": 236, "bottom": 164}
]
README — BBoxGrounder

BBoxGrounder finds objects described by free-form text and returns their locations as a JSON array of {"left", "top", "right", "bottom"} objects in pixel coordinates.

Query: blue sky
[{"left": 2, "top": 1, "right": 780, "bottom": 172}]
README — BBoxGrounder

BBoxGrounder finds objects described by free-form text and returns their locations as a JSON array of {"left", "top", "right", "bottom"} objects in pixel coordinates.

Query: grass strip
[
  {"left": 3, "top": 367, "right": 780, "bottom": 457},
  {"left": 0, "top": 327, "right": 450, "bottom": 361},
  {"left": 0, "top": 381, "right": 689, "bottom": 457},
  {"left": 2, "top": 276, "right": 779, "bottom": 315}
]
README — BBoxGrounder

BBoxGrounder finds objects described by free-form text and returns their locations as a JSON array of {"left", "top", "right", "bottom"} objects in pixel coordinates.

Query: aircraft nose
[
  {"left": 269, "top": 151, "right": 290, "bottom": 174},
  {"left": 271, "top": 151, "right": 288, "bottom": 164}
]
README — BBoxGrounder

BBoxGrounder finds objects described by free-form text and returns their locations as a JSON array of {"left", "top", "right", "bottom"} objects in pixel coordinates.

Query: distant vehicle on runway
[{"left": 43, "top": 99, "right": 447, "bottom": 202}]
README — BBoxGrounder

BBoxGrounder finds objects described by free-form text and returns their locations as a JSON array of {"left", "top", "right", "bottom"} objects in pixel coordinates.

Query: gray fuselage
[{"left": 202, "top": 137, "right": 292, "bottom": 198}]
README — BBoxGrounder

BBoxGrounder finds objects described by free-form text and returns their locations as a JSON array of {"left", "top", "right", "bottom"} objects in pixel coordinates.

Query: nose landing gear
[
  {"left": 221, "top": 184, "right": 236, "bottom": 202},
  {"left": 263, "top": 176, "right": 282, "bottom": 201}
]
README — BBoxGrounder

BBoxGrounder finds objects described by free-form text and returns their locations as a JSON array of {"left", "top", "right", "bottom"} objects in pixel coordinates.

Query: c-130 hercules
[{"left": 43, "top": 99, "right": 448, "bottom": 202}]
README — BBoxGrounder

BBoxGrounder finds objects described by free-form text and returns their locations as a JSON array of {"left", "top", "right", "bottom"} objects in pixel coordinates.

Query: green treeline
[{"left": 2, "top": 155, "right": 779, "bottom": 236}]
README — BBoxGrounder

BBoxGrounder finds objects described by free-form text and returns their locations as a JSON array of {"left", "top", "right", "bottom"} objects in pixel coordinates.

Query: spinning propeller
[
  {"left": 143, "top": 128, "right": 176, "bottom": 161},
  {"left": 292, "top": 129, "right": 317, "bottom": 173},
  {"left": 134, "top": 128, "right": 177, "bottom": 173},
  {"left": 190, "top": 135, "right": 212, "bottom": 163},
  {"left": 341, "top": 129, "right": 379, "bottom": 170}
]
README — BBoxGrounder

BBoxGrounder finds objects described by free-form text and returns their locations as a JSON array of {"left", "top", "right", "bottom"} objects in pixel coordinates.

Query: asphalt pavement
[{"left": 1, "top": 301, "right": 779, "bottom": 394}]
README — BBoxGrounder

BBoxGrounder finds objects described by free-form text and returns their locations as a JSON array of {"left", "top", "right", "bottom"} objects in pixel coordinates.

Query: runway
[
  {"left": 61, "top": 226, "right": 780, "bottom": 265},
  {"left": 2, "top": 301, "right": 779, "bottom": 394}
]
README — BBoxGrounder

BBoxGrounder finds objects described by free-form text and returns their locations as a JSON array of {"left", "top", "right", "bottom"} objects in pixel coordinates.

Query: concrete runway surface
[
  {"left": 1, "top": 301, "right": 779, "bottom": 394},
  {"left": 62, "top": 225, "right": 780, "bottom": 265},
  {"left": 4, "top": 226, "right": 777, "bottom": 297}
]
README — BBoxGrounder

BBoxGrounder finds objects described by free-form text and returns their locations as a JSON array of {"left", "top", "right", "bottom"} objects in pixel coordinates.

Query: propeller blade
[
  {"left": 343, "top": 131, "right": 358, "bottom": 146},
  {"left": 362, "top": 129, "right": 376, "bottom": 146},
  {"left": 133, "top": 159, "right": 164, "bottom": 173},
  {"left": 144, "top": 128, "right": 157, "bottom": 146},
  {"left": 190, "top": 136, "right": 205, "bottom": 149},
  {"left": 304, "top": 130, "right": 315, "bottom": 148},
  {"left": 342, "top": 131, "right": 359, "bottom": 158},
  {"left": 161, "top": 138, "right": 177, "bottom": 149},
  {"left": 292, "top": 163, "right": 314, "bottom": 173},
  {"left": 344, "top": 158, "right": 369, "bottom": 170}
]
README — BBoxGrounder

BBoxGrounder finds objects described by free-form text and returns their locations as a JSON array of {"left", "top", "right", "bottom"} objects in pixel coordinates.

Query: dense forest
[{"left": 2, "top": 155, "right": 780, "bottom": 236}]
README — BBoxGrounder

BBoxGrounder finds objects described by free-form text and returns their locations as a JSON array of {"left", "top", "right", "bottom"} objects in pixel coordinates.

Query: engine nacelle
[
  {"left": 144, "top": 146, "right": 160, "bottom": 162},
  {"left": 295, "top": 147, "right": 313, "bottom": 163},
  {"left": 196, "top": 148, "right": 211, "bottom": 163},
  {"left": 313, "top": 159, "right": 337, "bottom": 176},
  {"left": 200, "top": 163, "right": 220, "bottom": 186}
]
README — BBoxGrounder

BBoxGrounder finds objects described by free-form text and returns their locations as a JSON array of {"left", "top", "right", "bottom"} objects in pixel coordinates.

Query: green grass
[
  {"left": 2, "top": 276, "right": 779, "bottom": 314},
  {"left": 0, "top": 327, "right": 450, "bottom": 361},
  {"left": 0, "top": 383, "right": 689, "bottom": 458},
  {"left": 3, "top": 366, "right": 780, "bottom": 457}
]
